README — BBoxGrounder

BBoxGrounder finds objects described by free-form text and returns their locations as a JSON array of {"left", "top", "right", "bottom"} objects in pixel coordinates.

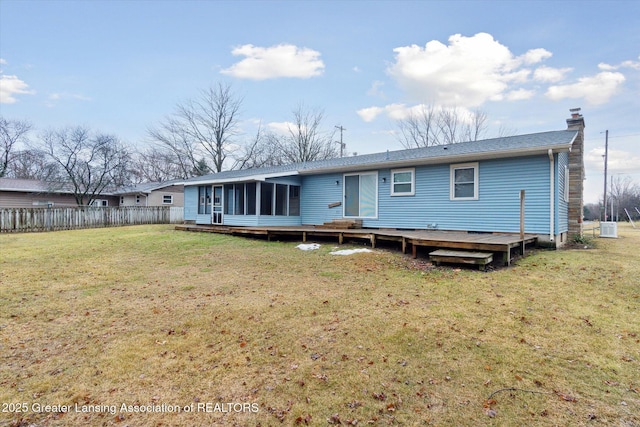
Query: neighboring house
[
  {"left": 182, "top": 110, "right": 585, "bottom": 248},
  {"left": 115, "top": 180, "right": 184, "bottom": 207},
  {"left": 0, "top": 178, "right": 119, "bottom": 208}
]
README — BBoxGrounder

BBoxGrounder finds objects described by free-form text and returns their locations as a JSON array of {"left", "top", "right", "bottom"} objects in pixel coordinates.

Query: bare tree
[
  {"left": 148, "top": 83, "right": 241, "bottom": 174},
  {"left": 396, "top": 106, "right": 488, "bottom": 148},
  {"left": 0, "top": 117, "right": 32, "bottom": 177},
  {"left": 270, "top": 104, "right": 339, "bottom": 164},
  {"left": 397, "top": 105, "right": 438, "bottom": 149},
  {"left": 232, "top": 122, "right": 288, "bottom": 169},
  {"left": 147, "top": 116, "right": 201, "bottom": 179},
  {"left": 131, "top": 147, "right": 189, "bottom": 182},
  {"left": 609, "top": 175, "right": 640, "bottom": 221},
  {"left": 4, "top": 149, "right": 59, "bottom": 181},
  {"left": 37, "top": 126, "right": 130, "bottom": 206}
]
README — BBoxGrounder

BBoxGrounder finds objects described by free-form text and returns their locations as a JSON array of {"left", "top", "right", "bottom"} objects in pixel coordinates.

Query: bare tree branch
[
  {"left": 271, "top": 104, "right": 338, "bottom": 164},
  {"left": 0, "top": 117, "right": 32, "bottom": 177},
  {"left": 148, "top": 83, "right": 242, "bottom": 175},
  {"left": 396, "top": 106, "right": 488, "bottom": 148},
  {"left": 37, "top": 126, "right": 130, "bottom": 206}
]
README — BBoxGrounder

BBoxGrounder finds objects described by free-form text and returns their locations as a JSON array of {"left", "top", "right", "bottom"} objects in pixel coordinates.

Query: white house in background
[{"left": 115, "top": 180, "right": 184, "bottom": 207}]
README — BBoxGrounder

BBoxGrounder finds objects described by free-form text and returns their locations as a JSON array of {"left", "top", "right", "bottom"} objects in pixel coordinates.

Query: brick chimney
[{"left": 566, "top": 108, "right": 585, "bottom": 237}]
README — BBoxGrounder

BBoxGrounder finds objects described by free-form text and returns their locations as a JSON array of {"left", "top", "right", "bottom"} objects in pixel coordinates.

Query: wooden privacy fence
[{"left": 0, "top": 206, "right": 184, "bottom": 233}]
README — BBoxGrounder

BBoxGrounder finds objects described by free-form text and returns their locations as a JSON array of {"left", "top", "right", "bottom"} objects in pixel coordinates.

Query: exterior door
[
  {"left": 212, "top": 185, "right": 223, "bottom": 224},
  {"left": 344, "top": 172, "right": 377, "bottom": 218}
]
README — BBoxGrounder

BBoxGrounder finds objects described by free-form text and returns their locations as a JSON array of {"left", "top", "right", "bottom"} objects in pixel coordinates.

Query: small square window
[
  {"left": 163, "top": 195, "right": 173, "bottom": 204},
  {"left": 391, "top": 169, "right": 415, "bottom": 196}
]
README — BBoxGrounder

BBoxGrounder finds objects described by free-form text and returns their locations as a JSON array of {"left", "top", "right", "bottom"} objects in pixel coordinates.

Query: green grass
[{"left": 0, "top": 224, "right": 638, "bottom": 426}]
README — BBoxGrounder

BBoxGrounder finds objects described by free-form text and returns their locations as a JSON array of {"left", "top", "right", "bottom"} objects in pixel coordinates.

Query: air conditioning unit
[{"left": 600, "top": 221, "right": 618, "bottom": 238}]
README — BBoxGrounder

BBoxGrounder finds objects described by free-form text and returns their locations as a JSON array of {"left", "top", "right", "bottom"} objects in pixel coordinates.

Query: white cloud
[
  {"left": 0, "top": 58, "right": 7, "bottom": 65},
  {"left": 598, "top": 56, "right": 640, "bottom": 71},
  {"left": 356, "top": 106, "right": 384, "bottom": 122},
  {"left": 357, "top": 103, "right": 481, "bottom": 125},
  {"left": 0, "top": 74, "right": 35, "bottom": 104},
  {"left": 356, "top": 104, "right": 411, "bottom": 122},
  {"left": 267, "top": 121, "right": 295, "bottom": 134},
  {"left": 386, "top": 32, "right": 550, "bottom": 107},
  {"left": 586, "top": 147, "right": 640, "bottom": 174},
  {"left": 505, "top": 88, "right": 535, "bottom": 101},
  {"left": 366, "top": 80, "right": 385, "bottom": 98},
  {"left": 533, "top": 65, "right": 573, "bottom": 82},
  {"left": 48, "top": 92, "right": 91, "bottom": 102},
  {"left": 520, "top": 48, "right": 553, "bottom": 65},
  {"left": 220, "top": 44, "right": 324, "bottom": 80},
  {"left": 546, "top": 71, "right": 625, "bottom": 105}
]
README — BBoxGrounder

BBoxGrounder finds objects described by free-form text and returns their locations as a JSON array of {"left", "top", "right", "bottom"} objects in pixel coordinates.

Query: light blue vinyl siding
[
  {"left": 300, "top": 173, "right": 343, "bottom": 224},
  {"left": 185, "top": 185, "right": 213, "bottom": 224},
  {"left": 184, "top": 186, "right": 198, "bottom": 221},
  {"left": 222, "top": 214, "right": 302, "bottom": 227},
  {"left": 557, "top": 152, "right": 569, "bottom": 233},
  {"left": 224, "top": 215, "right": 258, "bottom": 226},
  {"left": 186, "top": 154, "right": 560, "bottom": 234},
  {"left": 299, "top": 155, "right": 555, "bottom": 234}
]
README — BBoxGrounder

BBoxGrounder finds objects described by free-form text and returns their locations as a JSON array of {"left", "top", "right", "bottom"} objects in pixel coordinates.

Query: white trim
[
  {"left": 548, "top": 150, "right": 554, "bottom": 242},
  {"left": 450, "top": 162, "right": 479, "bottom": 200},
  {"left": 187, "top": 171, "right": 299, "bottom": 186},
  {"left": 390, "top": 168, "right": 415, "bottom": 196},
  {"left": 563, "top": 165, "right": 569, "bottom": 203},
  {"left": 162, "top": 194, "right": 174, "bottom": 205},
  {"left": 343, "top": 171, "right": 378, "bottom": 219}
]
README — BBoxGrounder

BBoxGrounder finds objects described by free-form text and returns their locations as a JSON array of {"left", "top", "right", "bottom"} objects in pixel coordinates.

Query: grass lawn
[{"left": 1, "top": 224, "right": 638, "bottom": 426}]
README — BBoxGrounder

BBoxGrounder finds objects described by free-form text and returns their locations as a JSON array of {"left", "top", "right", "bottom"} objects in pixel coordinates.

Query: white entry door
[{"left": 212, "top": 185, "right": 223, "bottom": 224}]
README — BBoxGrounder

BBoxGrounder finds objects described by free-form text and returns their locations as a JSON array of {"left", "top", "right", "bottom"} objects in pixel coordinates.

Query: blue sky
[{"left": 1, "top": 0, "right": 639, "bottom": 203}]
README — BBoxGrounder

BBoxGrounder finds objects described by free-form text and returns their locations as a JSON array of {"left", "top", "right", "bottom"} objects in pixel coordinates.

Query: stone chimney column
[{"left": 566, "top": 108, "right": 585, "bottom": 237}]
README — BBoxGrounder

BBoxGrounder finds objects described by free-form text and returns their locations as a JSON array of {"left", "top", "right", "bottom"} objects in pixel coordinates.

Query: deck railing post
[{"left": 520, "top": 190, "right": 525, "bottom": 256}]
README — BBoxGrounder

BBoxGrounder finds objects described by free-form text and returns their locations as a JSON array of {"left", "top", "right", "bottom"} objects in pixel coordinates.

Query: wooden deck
[{"left": 175, "top": 224, "right": 538, "bottom": 266}]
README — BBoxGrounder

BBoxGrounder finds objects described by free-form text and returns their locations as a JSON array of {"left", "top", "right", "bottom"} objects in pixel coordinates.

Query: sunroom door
[{"left": 212, "top": 185, "right": 223, "bottom": 224}]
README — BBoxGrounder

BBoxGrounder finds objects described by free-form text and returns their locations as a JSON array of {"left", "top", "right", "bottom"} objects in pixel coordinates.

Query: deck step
[
  {"left": 429, "top": 249, "right": 493, "bottom": 270},
  {"left": 317, "top": 219, "right": 363, "bottom": 229}
]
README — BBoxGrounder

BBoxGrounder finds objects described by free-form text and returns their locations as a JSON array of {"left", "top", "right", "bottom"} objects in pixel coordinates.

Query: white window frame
[
  {"left": 390, "top": 168, "right": 415, "bottom": 196},
  {"left": 162, "top": 194, "right": 173, "bottom": 205},
  {"left": 91, "top": 199, "right": 109, "bottom": 207},
  {"left": 135, "top": 195, "right": 141, "bottom": 204},
  {"left": 450, "top": 162, "right": 479, "bottom": 201}
]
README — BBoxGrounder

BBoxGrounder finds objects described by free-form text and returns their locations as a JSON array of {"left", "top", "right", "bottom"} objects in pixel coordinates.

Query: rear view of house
[{"left": 182, "top": 110, "right": 585, "bottom": 248}]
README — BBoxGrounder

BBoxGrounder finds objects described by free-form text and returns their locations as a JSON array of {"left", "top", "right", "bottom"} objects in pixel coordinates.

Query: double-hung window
[
  {"left": 391, "top": 169, "right": 415, "bottom": 196},
  {"left": 450, "top": 163, "right": 478, "bottom": 200}
]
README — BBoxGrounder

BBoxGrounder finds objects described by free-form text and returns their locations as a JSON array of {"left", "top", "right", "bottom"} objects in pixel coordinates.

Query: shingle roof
[
  {"left": 0, "top": 178, "right": 75, "bottom": 193},
  {"left": 113, "top": 179, "right": 183, "bottom": 195},
  {"left": 185, "top": 129, "right": 578, "bottom": 185}
]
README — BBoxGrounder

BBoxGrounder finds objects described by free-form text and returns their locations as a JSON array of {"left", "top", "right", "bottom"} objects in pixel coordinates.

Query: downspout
[{"left": 548, "top": 149, "right": 554, "bottom": 242}]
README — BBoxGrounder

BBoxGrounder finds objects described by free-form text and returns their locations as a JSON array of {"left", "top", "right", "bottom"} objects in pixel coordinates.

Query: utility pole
[
  {"left": 335, "top": 125, "right": 346, "bottom": 157},
  {"left": 603, "top": 130, "right": 609, "bottom": 221}
]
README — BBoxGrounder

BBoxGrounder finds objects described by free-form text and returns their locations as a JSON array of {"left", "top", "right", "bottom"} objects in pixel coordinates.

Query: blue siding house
[{"left": 183, "top": 111, "right": 585, "bottom": 248}]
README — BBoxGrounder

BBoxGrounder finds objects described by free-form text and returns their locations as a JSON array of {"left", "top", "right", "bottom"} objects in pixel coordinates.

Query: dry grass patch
[{"left": 1, "top": 224, "right": 638, "bottom": 426}]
